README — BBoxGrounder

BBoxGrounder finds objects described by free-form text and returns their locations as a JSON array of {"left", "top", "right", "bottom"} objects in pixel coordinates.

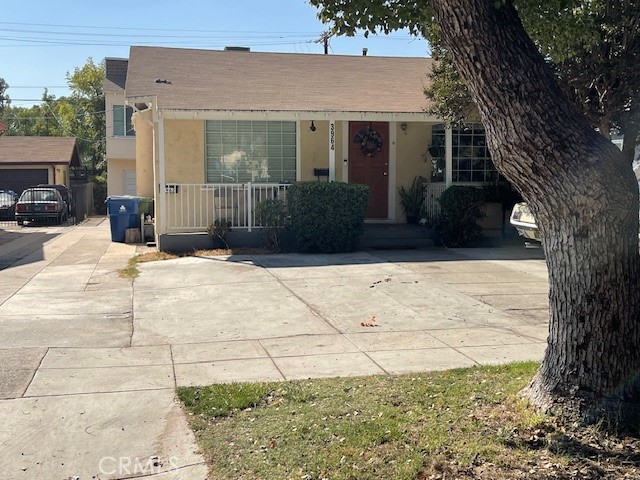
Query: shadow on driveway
[{"left": 0, "top": 227, "right": 62, "bottom": 270}]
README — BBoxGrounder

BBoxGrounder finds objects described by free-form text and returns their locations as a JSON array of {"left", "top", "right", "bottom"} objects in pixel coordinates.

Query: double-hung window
[
  {"left": 113, "top": 105, "right": 135, "bottom": 137},
  {"left": 205, "top": 120, "right": 296, "bottom": 183}
]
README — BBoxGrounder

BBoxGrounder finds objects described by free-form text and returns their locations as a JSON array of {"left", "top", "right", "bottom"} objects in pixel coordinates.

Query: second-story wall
[{"left": 106, "top": 91, "right": 136, "bottom": 161}]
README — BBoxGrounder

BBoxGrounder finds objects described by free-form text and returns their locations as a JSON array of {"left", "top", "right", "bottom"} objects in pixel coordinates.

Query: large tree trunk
[
  {"left": 621, "top": 123, "right": 639, "bottom": 165},
  {"left": 431, "top": 0, "right": 640, "bottom": 424}
]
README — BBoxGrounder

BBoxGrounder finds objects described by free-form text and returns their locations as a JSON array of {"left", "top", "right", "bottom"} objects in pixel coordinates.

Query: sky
[{"left": 1, "top": 0, "right": 430, "bottom": 106}]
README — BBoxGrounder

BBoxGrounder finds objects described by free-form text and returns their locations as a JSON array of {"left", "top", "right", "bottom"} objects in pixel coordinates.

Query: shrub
[
  {"left": 92, "top": 173, "right": 107, "bottom": 215},
  {"left": 287, "top": 182, "right": 369, "bottom": 253},
  {"left": 255, "top": 198, "right": 288, "bottom": 250},
  {"left": 436, "top": 185, "right": 486, "bottom": 247},
  {"left": 207, "top": 219, "right": 232, "bottom": 249}
]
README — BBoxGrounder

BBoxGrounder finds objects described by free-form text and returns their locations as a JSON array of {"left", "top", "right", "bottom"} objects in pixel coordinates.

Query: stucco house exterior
[
  {"left": 0, "top": 136, "right": 80, "bottom": 194},
  {"left": 105, "top": 58, "right": 136, "bottom": 196},
  {"left": 106, "top": 46, "right": 498, "bottom": 249}
]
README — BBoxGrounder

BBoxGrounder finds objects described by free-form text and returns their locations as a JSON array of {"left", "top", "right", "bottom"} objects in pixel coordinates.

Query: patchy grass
[
  {"left": 135, "top": 251, "right": 179, "bottom": 263},
  {"left": 119, "top": 247, "right": 277, "bottom": 278},
  {"left": 192, "top": 247, "right": 276, "bottom": 257},
  {"left": 118, "top": 251, "right": 178, "bottom": 278},
  {"left": 118, "top": 257, "right": 141, "bottom": 278},
  {"left": 177, "top": 363, "right": 640, "bottom": 480}
]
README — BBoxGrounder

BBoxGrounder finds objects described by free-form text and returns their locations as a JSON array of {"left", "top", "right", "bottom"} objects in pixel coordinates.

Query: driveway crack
[
  {"left": 22, "top": 347, "right": 49, "bottom": 397},
  {"left": 252, "top": 255, "right": 342, "bottom": 334}
]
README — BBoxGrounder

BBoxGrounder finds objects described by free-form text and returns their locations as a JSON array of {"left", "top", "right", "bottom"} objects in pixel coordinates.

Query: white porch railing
[
  {"left": 424, "top": 182, "right": 447, "bottom": 219},
  {"left": 165, "top": 183, "right": 290, "bottom": 233},
  {"left": 424, "top": 182, "right": 484, "bottom": 219}
]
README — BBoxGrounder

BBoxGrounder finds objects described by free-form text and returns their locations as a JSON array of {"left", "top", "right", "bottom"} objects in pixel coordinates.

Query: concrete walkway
[{"left": 0, "top": 219, "right": 548, "bottom": 479}]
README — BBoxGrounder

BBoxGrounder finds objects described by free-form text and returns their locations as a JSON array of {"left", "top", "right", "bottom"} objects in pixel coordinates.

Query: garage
[
  {"left": 0, "top": 136, "right": 80, "bottom": 196},
  {"left": 0, "top": 168, "right": 49, "bottom": 194}
]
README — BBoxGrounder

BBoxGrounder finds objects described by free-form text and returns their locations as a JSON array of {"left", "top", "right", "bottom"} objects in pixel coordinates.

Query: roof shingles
[
  {"left": 125, "top": 46, "right": 433, "bottom": 114},
  {"left": 0, "top": 136, "right": 80, "bottom": 166}
]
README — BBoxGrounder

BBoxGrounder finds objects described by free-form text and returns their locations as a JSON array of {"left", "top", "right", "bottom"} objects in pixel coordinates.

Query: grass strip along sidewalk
[{"left": 178, "top": 362, "right": 640, "bottom": 479}]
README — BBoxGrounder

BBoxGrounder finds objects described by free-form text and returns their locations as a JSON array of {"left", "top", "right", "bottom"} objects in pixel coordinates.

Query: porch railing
[
  {"left": 424, "top": 182, "right": 483, "bottom": 219},
  {"left": 424, "top": 182, "right": 448, "bottom": 219},
  {"left": 165, "top": 182, "right": 290, "bottom": 233}
]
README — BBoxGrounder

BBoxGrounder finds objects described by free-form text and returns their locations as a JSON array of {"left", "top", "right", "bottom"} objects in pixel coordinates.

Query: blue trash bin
[{"left": 106, "top": 196, "right": 142, "bottom": 242}]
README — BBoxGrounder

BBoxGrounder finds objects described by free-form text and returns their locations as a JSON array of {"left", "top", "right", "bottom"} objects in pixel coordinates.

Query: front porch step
[{"left": 361, "top": 224, "right": 436, "bottom": 250}]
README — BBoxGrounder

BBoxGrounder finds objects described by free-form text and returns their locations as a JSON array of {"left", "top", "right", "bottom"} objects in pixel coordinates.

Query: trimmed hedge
[
  {"left": 287, "top": 182, "right": 369, "bottom": 253},
  {"left": 436, "top": 185, "right": 486, "bottom": 247}
]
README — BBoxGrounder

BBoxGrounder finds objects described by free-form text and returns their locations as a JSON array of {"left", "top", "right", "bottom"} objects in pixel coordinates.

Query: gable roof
[
  {"left": 0, "top": 136, "right": 81, "bottom": 166},
  {"left": 104, "top": 58, "right": 128, "bottom": 93},
  {"left": 125, "top": 46, "right": 434, "bottom": 114}
]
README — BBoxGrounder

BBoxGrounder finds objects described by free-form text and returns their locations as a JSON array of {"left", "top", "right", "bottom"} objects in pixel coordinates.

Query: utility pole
[{"left": 315, "top": 31, "right": 332, "bottom": 54}]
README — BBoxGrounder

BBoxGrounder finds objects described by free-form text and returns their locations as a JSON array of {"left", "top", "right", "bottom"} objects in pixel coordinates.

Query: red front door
[{"left": 349, "top": 121, "right": 389, "bottom": 219}]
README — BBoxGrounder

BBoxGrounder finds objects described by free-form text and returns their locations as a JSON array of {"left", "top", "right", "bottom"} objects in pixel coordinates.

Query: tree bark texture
[
  {"left": 621, "top": 123, "right": 639, "bottom": 165},
  {"left": 431, "top": 0, "right": 640, "bottom": 424}
]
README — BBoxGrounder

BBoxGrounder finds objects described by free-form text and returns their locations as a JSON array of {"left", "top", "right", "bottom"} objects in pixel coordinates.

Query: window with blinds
[{"left": 205, "top": 120, "right": 296, "bottom": 183}]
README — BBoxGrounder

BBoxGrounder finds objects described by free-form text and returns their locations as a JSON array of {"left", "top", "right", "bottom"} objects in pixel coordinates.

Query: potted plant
[{"left": 398, "top": 176, "right": 425, "bottom": 224}]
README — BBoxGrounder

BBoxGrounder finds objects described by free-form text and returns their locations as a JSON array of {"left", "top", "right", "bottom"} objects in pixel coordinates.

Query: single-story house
[
  {"left": 0, "top": 136, "right": 80, "bottom": 194},
  {"left": 109, "top": 46, "right": 498, "bottom": 250}
]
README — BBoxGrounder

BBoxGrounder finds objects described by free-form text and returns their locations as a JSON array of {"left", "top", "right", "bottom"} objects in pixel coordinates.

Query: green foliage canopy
[
  {"left": 0, "top": 58, "right": 106, "bottom": 171},
  {"left": 310, "top": 0, "right": 640, "bottom": 154}
]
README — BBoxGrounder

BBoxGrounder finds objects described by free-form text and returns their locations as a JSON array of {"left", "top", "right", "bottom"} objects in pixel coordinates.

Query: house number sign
[{"left": 330, "top": 123, "right": 335, "bottom": 151}]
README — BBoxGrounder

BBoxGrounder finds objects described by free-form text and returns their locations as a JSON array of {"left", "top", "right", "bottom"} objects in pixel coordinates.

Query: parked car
[
  {"left": 510, "top": 202, "right": 541, "bottom": 242},
  {"left": 15, "top": 188, "right": 67, "bottom": 225},
  {"left": 37, "top": 184, "right": 74, "bottom": 216},
  {"left": 0, "top": 190, "right": 18, "bottom": 220}
]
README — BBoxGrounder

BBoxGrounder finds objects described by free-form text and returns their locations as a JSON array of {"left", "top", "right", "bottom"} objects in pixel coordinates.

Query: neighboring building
[
  {"left": 0, "top": 136, "right": 80, "bottom": 194},
  {"left": 109, "top": 46, "right": 499, "bottom": 250},
  {"left": 105, "top": 57, "right": 136, "bottom": 196}
]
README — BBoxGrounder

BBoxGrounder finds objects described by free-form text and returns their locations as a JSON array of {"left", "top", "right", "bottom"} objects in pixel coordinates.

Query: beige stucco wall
[
  {"left": 54, "top": 165, "right": 71, "bottom": 188},
  {"left": 106, "top": 90, "right": 137, "bottom": 198},
  {"left": 394, "top": 122, "right": 432, "bottom": 221},
  {"left": 151, "top": 118, "right": 435, "bottom": 233},
  {"left": 299, "top": 120, "right": 432, "bottom": 221},
  {"left": 299, "top": 120, "right": 328, "bottom": 182},
  {"left": 105, "top": 91, "right": 123, "bottom": 138},
  {"left": 133, "top": 109, "right": 154, "bottom": 197},
  {"left": 164, "top": 120, "right": 205, "bottom": 183},
  {"left": 298, "top": 120, "right": 345, "bottom": 182},
  {"left": 107, "top": 158, "right": 136, "bottom": 196}
]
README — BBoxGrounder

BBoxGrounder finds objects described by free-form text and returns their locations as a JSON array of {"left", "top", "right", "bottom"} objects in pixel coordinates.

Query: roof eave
[{"left": 157, "top": 109, "right": 441, "bottom": 123}]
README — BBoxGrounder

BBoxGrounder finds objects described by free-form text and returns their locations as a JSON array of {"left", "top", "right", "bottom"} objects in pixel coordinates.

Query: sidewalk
[
  {"left": 0, "top": 219, "right": 548, "bottom": 479},
  {"left": 0, "top": 219, "right": 207, "bottom": 479}
]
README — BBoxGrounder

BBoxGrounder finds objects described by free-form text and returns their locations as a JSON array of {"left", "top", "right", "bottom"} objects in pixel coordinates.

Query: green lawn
[{"left": 178, "top": 362, "right": 640, "bottom": 479}]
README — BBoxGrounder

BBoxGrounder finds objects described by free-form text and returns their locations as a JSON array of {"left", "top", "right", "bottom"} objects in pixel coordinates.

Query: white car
[{"left": 510, "top": 202, "right": 541, "bottom": 242}]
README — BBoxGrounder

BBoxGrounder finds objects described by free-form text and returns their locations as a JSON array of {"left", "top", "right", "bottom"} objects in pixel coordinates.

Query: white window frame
[
  {"left": 113, "top": 105, "right": 135, "bottom": 137},
  {"left": 205, "top": 120, "right": 296, "bottom": 184}
]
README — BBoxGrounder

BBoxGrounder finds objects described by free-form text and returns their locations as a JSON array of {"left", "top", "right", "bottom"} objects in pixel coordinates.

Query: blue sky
[{"left": 1, "top": 0, "right": 430, "bottom": 105}]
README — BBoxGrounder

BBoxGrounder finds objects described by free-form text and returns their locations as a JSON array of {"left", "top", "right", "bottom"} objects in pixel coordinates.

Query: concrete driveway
[{"left": 0, "top": 219, "right": 548, "bottom": 479}]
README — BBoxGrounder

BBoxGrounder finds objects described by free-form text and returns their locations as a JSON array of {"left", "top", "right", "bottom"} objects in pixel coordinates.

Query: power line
[
  {"left": 0, "top": 27, "right": 319, "bottom": 40},
  {"left": 0, "top": 20, "right": 321, "bottom": 35},
  {"left": 3, "top": 109, "right": 107, "bottom": 120},
  {"left": 0, "top": 36, "right": 320, "bottom": 48}
]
